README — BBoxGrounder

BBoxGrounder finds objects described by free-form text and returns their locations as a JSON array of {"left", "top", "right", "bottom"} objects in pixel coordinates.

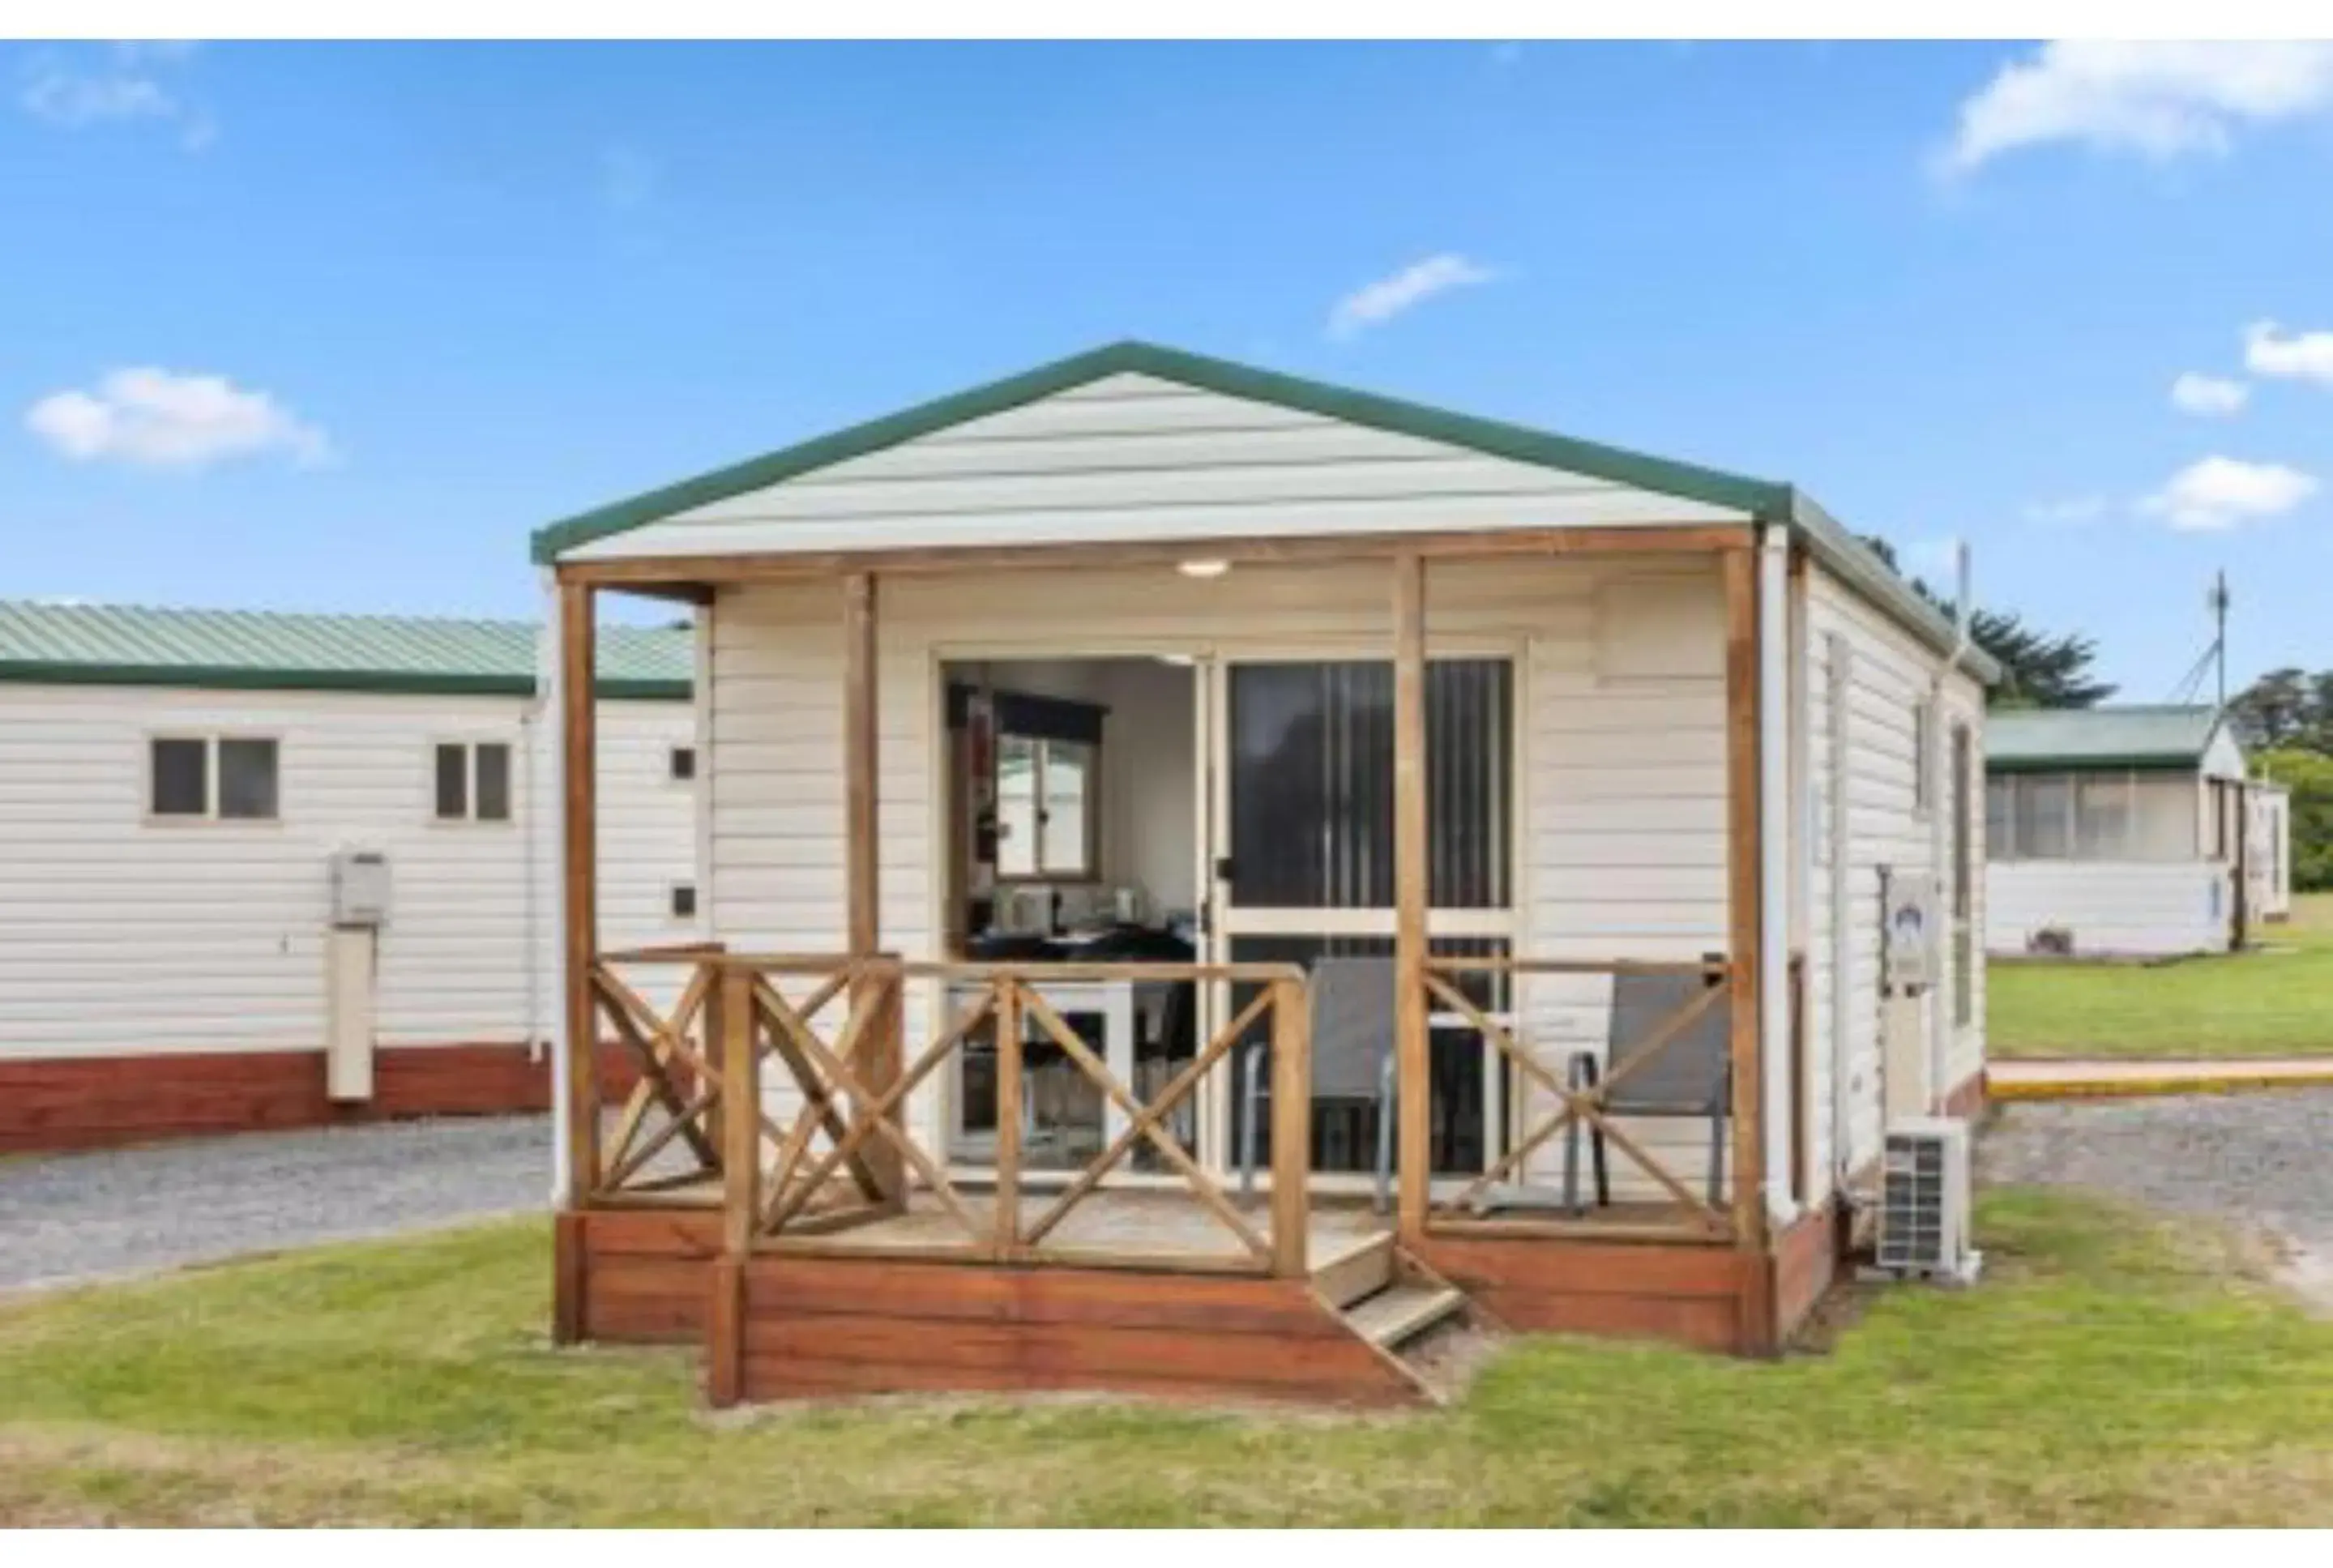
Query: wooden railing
[
  {"left": 588, "top": 944, "right": 729, "bottom": 1200},
  {"left": 1420, "top": 954, "right": 1741, "bottom": 1244},
  {"left": 595, "top": 951, "right": 1318, "bottom": 1277}
]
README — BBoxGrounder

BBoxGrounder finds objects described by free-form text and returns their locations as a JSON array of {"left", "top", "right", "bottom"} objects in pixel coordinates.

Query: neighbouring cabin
[
  {"left": 1985, "top": 705, "right": 2290, "bottom": 959},
  {"left": 536, "top": 341, "right": 1996, "bottom": 1407},
  {"left": 0, "top": 601, "right": 701, "bottom": 1152}
]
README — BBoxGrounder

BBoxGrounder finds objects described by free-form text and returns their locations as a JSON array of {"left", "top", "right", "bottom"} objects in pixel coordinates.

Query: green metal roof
[
  {"left": 532, "top": 340, "right": 1999, "bottom": 684},
  {"left": 1985, "top": 705, "right": 2227, "bottom": 773},
  {"left": 0, "top": 600, "right": 692, "bottom": 700}
]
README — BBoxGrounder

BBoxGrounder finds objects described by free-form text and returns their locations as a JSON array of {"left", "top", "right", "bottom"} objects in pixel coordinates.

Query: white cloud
[
  {"left": 2244, "top": 319, "right": 2333, "bottom": 385},
  {"left": 1936, "top": 41, "right": 2333, "bottom": 175},
  {"left": 1327, "top": 254, "right": 1496, "bottom": 340},
  {"left": 18, "top": 41, "right": 212, "bottom": 148},
  {"left": 25, "top": 369, "right": 331, "bottom": 470},
  {"left": 2139, "top": 455, "right": 2317, "bottom": 532},
  {"left": 2023, "top": 495, "right": 2108, "bottom": 526},
  {"left": 2170, "top": 372, "right": 2250, "bottom": 416}
]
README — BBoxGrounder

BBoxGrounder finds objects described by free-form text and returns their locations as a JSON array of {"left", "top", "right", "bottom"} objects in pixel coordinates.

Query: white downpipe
[
  {"left": 1757, "top": 524, "right": 1795, "bottom": 1224},
  {"left": 1926, "top": 544, "right": 1976, "bottom": 1110},
  {"left": 541, "top": 568, "right": 570, "bottom": 1208}
]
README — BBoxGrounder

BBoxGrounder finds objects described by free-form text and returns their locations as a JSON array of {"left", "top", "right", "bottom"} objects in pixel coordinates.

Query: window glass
[
  {"left": 1226, "top": 658, "right": 1512, "bottom": 909},
  {"left": 152, "top": 738, "right": 208, "bottom": 817},
  {"left": 218, "top": 739, "right": 279, "bottom": 820},
  {"left": 995, "top": 733, "right": 1040, "bottom": 878},
  {"left": 475, "top": 743, "right": 512, "bottom": 822},
  {"left": 1912, "top": 703, "right": 1934, "bottom": 814},
  {"left": 2019, "top": 775, "right": 2071, "bottom": 859},
  {"left": 1039, "top": 740, "right": 1094, "bottom": 878},
  {"left": 2074, "top": 774, "right": 2131, "bottom": 860},
  {"left": 1985, "top": 777, "right": 2014, "bottom": 859},
  {"left": 434, "top": 743, "right": 468, "bottom": 820}
]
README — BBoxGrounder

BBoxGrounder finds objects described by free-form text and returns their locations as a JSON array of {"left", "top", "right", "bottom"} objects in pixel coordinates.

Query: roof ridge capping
[{"left": 529, "top": 339, "right": 1999, "bottom": 683}]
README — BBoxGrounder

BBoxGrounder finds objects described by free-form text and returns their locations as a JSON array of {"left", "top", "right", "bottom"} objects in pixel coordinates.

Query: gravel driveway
[
  {"left": 1982, "top": 1087, "right": 2333, "bottom": 1310},
  {"left": 0, "top": 1115, "right": 557, "bottom": 1294}
]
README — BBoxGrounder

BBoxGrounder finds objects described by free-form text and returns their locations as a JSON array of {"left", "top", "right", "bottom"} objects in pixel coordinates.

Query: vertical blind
[{"left": 1226, "top": 658, "right": 1512, "bottom": 909}]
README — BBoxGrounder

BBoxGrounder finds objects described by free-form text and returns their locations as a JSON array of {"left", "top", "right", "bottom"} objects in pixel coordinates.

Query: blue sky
[{"left": 6, "top": 39, "right": 2331, "bottom": 696}]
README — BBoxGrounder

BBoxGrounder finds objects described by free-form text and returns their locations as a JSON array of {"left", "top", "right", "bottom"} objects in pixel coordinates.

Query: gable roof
[
  {"left": 1986, "top": 705, "right": 2228, "bottom": 773},
  {"left": 530, "top": 340, "right": 1998, "bottom": 683},
  {"left": 0, "top": 600, "right": 692, "bottom": 700}
]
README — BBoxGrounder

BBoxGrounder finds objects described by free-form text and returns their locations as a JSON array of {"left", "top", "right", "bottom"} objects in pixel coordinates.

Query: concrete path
[
  {"left": 1988, "top": 1057, "right": 2333, "bottom": 1100},
  {"left": 0, "top": 1115, "right": 554, "bottom": 1294},
  {"left": 1983, "top": 1087, "right": 2333, "bottom": 1312}
]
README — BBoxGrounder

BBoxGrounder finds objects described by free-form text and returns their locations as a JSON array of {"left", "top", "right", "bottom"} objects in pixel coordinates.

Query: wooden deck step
[
  {"left": 1342, "top": 1283, "right": 1467, "bottom": 1350},
  {"left": 1309, "top": 1232, "right": 1395, "bottom": 1310}
]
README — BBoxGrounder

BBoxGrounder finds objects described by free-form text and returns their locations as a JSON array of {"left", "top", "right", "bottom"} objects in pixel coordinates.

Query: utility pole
[{"left": 2208, "top": 570, "right": 2231, "bottom": 711}]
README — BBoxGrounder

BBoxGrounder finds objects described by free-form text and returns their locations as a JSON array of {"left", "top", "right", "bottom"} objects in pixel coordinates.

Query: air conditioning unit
[{"left": 1874, "top": 1117, "right": 1981, "bottom": 1285}]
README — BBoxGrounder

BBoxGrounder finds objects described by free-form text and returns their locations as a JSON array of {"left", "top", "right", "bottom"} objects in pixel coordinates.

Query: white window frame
[
  {"left": 144, "top": 733, "right": 282, "bottom": 825},
  {"left": 430, "top": 738, "right": 516, "bottom": 825},
  {"left": 993, "top": 732, "right": 1100, "bottom": 884}
]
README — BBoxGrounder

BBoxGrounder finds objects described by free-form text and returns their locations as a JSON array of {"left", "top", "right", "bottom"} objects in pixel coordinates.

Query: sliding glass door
[{"left": 1203, "top": 654, "right": 1517, "bottom": 1183}]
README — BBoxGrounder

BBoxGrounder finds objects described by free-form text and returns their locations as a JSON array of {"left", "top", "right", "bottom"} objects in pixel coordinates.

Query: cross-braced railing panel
[
  {"left": 588, "top": 947, "right": 726, "bottom": 1199},
  {"left": 1422, "top": 955, "right": 1738, "bottom": 1242},
  {"left": 698, "top": 955, "right": 1316, "bottom": 1277}
]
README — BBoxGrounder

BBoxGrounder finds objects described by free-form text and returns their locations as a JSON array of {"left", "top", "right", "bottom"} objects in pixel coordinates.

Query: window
[
  {"left": 669, "top": 746, "right": 696, "bottom": 782},
  {"left": 149, "top": 736, "right": 277, "bottom": 821},
  {"left": 150, "top": 737, "right": 208, "bottom": 817},
  {"left": 1951, "top": 723, "right": 1974, "bottom": 1027},
  {"left": 1912, "top": 700, "right": 1936, "bottom": 816},
  {"left": 434, "top": 741, "right": 513, "bottom": 822},
  {"left": 670, "top": 882, "right": 698, "bottom": 920},
  {"left": 1993, "top": 770, "right": 2202, "bottom": 863},
  {"left": 996, "top": 734, "right": 1096, "bottom": 880},
  {"left": 2020, "top": 775, "right": 2073, "bottom": 859}
]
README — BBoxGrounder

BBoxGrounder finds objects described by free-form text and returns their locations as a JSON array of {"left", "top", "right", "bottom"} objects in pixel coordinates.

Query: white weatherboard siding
[
  {"left": 1986, "top": 861, "right": 2231, "bottom": 957},
  {"left": 707, "top": 553, "right": 1749, "bottom": 1198},
  {"left": 0, "top": 682, "right": 697, "bottom": 1062},
  {"left": 566, "top": 373, "right": 1749, "bottom": 562},
  {"left": 1802, "top": 562, "right": 1985, "bottom": 1193}
]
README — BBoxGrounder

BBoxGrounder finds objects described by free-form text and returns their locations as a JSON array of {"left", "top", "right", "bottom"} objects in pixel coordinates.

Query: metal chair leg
[
  {"left": 1238, "top": 1046, "right": 1263, "bottom": 1200},
  {"left": 1374, "top": 1052, "right": 1395, "bottom": 1216},
  {"left": 1707, "top": 1067, "right": 1728, "bottom": 1209}
]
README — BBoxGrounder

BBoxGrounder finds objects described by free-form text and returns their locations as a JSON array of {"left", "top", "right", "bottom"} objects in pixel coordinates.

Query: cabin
[
  {"left": 536, "top": 341, "right": 1997, "bottom": 1408},
  {"left": 0, "top": 601, "right": 699, "bottom": 1152},
  {"left": 1985, "top": 705, "right": 2290, "bottom": 958}
]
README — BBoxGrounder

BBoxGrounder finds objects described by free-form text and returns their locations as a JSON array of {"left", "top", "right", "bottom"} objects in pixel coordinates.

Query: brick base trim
[{"left": 0, "top": 1041, "right": 643, "bottom": 1154}]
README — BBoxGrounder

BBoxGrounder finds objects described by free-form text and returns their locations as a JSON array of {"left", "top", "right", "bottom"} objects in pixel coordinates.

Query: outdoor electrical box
[
  {"left": 1878, "top": 868, "right": 1938, "bottom": 995},
  {"left": 329, "top": 848, "right": 391, "bottom": 929}
]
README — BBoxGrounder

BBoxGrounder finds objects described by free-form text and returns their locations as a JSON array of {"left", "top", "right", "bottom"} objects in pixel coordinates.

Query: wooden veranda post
[
  {"left": 1268, "top": 976, "right": 1312, "bottom": 1276},
  {"left": 1721, "top": 544, "right": 1769, "bottom": 1257},
  {"left": 841, "top": 571, "right": 904, "bottom": 1204},
  {"left": 1391, "top": 551, "right": 1430, "bottom": 1241},
  {"left": 707, "top": 961, "right": 757, "bottom": 1407},
  {"left": 559, "top": 579, "right": 600, "bottom": 1211}
]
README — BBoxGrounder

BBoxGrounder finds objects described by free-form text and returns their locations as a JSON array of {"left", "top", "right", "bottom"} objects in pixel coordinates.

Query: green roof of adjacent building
[
  {"left": 0, "top": 600, "right": 692, "bottom": 700},
  {"left": 1985, "top": 705, "right": 2228, "bottom": 772},
  {"left": 530, "top": 339, "right": 2000, "bottom": 684}
]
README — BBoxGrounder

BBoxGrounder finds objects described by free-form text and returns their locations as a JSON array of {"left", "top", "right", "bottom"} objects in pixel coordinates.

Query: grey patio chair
[
  {"left": 1237, "top": 955, "right": 1398, "bottom": 1213},
  {"left": 1562, "top": 968, "right": 1731, "bottom": 1213}
]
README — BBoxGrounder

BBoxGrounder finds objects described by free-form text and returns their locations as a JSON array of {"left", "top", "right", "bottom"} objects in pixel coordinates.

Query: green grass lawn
[
  {"left": 1988, "top": 891, "right": 2333, "bottom": 1060},
  {"left": 3, "top": 1190, "right": 2331, "bottom": 1525}
]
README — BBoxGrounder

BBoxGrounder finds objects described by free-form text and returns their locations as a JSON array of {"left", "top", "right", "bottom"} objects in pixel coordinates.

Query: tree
[
  {"left": 2228, "top": 668, "right": 2311, "bottom": 748},
  {"left": 2255, "top": 747, "right": 2333, "bottom": 893},
  {"left": 1861, "top": 535, "right": 2117, "bottom": 708}
]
